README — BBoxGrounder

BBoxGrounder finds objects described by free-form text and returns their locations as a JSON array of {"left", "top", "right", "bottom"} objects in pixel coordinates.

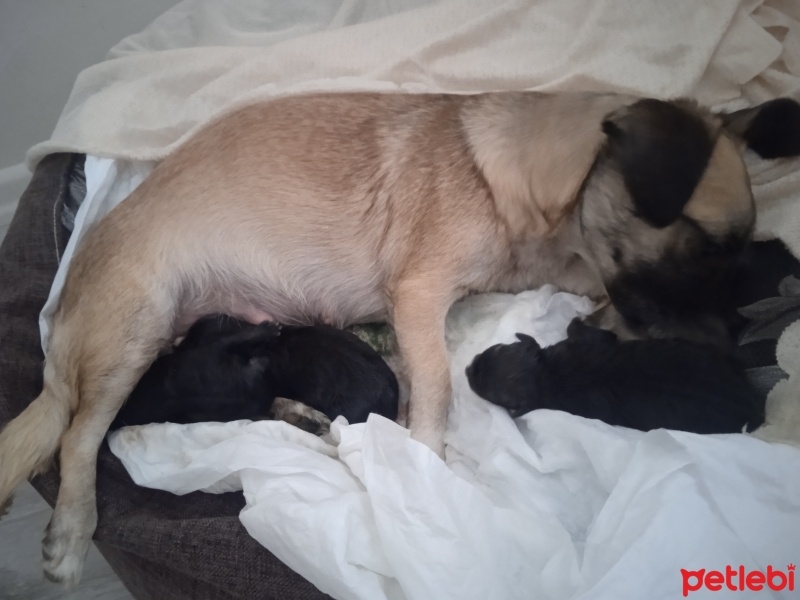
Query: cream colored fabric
[
  {"left": 27, "top": 0, "right": 797, "bottom": 165},
  {"left": 31, "top": 0, "right": 800, "bottom": 441}
]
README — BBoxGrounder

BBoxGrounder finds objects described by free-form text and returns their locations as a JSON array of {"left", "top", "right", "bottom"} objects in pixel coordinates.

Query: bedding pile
[
  {"left": 29, "top": 0, "right": 800, "bottom": 598},
  {"left": 108, "top": 287, "right": 800, "bottom": 600}
]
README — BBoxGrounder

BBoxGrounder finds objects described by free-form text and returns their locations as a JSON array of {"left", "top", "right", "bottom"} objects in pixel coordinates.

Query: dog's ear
[
  {"left": 602, "top": 99, "right": 715, "bottom": 228},
  {"left": 721, "top": 98, "right": 800, "bottom": 159}
]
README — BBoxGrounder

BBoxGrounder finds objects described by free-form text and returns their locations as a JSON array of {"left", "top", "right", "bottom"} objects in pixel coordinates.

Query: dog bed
[{"left": 4, "top": 1, "right": 800, "bottom": 599}]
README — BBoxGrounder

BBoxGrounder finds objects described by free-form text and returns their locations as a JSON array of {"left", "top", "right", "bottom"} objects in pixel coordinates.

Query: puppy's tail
[{"left": 0, "top": 369, "right": 71, "bottom": 516}]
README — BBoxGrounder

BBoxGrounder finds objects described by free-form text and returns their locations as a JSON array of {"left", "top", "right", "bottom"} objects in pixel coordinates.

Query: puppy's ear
[
  {"left": 566, "top": 318, "right": 590, "bottom": 338},
  {"left": 567, "top": 318, "right": 618, "bottom": 344},
  {"left": 602, "top": 99, "right": 715, "bottom": 228},
  {"left": 721, "top": 98, "right": 800, "bottom": 159},
  {"left": 515, "top": 333, "right": 542, "bottom": 350}
]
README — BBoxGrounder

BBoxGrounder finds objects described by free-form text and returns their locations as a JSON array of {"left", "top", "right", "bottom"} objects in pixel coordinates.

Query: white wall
[{"left": 0, "top": 0, "right": 181, "bottom": 240}]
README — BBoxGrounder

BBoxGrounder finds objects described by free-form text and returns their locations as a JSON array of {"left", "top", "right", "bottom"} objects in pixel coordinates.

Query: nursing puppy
[
  {"left": 1, "top": 91, "right": 799, "bottom": 586},
  {"left": 466, "top": 319, "right": 764, "bottom": 433},
  {"left": 109, "top": 315, "right": 399, "bottom": 430}
]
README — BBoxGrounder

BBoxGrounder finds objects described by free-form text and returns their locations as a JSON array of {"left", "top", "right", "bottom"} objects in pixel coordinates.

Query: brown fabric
[{"left": 0, "top": 154, "right": 331, "bottom": 600}]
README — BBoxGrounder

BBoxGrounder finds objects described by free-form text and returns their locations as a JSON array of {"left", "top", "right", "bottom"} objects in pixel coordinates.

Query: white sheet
[{"left": 109, "top": 287, "right": 800, "bottom": 600}]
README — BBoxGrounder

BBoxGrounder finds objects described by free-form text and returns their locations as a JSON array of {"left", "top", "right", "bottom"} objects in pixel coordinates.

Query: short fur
[
  {"left": 110, "top": 315, "right": 399, "bottom": 429},
  {"left": 465, "top": 319, "right": 764, "bottom": 433},
  {"left": 1, "top": 91, "right": 798, "bottom": 586}
]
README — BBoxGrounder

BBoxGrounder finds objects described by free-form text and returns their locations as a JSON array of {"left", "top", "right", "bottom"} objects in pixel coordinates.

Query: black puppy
[
  {"left": 111, "top": 315, "right": 399, "bottom": 429},
  {"left": 465, "top": 319, "right": 764, "bottom": 434}
]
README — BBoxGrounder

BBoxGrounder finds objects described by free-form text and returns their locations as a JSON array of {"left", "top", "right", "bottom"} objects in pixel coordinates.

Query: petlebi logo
[{"left": 681, "top": 564, "right": 795, "bottom": 596}]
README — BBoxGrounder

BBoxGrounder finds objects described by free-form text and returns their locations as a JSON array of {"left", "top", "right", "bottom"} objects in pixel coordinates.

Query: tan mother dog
[{"left": 1, "top": 91, "right": 799, "bottom": 586}]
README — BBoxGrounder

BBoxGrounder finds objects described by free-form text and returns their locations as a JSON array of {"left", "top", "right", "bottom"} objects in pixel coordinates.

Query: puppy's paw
[
  {"left": 0, "top": 493, "right": 13, "bottom": 519},
  {"left": 284, "top": 410, "right": 331, "bottom": 436},
  {"left": 270, "top": 397, "right": 331, "bottom": 436},
  {"left": 42, "top": 512, "right": 92, "bottom": 589}
]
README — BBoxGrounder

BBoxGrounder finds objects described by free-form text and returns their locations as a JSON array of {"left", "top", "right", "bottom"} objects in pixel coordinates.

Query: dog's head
[
  {"left": 175, "top": 318, "right": 283, "bottom": 392},
  {"left": 578, "top": 98, "right": 800, "bottom": 345},
  {"left": 465, "top": 333, "right": 542, "bottom": 415},
  {"left": 465, "top": 324, "right": 618, "bottom": 416}
]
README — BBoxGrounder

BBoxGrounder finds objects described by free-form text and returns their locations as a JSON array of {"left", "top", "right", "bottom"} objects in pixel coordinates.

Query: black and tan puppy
[
  {"left": 111, "top": 315, "right": 398, "bottom": 430},
  {"left": 3, "top": 91, "right": 799, "bottom": 586},
  {"left": 466, "top": 319, "right": 764, "bottom": 434}
]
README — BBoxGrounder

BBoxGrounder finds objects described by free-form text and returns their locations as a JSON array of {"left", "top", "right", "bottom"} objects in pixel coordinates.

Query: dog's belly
[{"left": 173, "top": 252, "right": 389, "bottom": 335}]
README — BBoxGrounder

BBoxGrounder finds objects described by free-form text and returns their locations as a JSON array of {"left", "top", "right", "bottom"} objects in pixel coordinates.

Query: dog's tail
[{"left": 0, "top": 366, "right": 71, "bottom": 516}]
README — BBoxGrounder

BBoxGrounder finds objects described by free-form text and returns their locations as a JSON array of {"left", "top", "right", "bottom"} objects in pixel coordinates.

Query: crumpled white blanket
[{"left": 109, "top": 287, "right": 800, "bottom": 600}]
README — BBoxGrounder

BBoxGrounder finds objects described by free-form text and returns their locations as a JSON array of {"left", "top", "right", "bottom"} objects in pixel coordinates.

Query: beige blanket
[
  {"left": 26, "top": 0, "right": 799, "bottom": 163},
  {"left": 29, "top": 0, "right": 800, "bottom": 441}
]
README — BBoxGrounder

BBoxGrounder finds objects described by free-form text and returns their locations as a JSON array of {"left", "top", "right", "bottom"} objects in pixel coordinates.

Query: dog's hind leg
[{"left": 41, "top": 305, "right": 170, "bottom": 588}]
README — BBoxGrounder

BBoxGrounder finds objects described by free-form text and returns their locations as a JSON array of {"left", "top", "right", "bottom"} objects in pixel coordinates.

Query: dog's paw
[
  {"left": 410, "top": 426, "right": 446, "bottom": 459},
  {"left": 42, "top": 512, "right": 92, "bottom": 589},
  {"left": 271, "top": 397, "right": 331, "bottom": 436}
]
